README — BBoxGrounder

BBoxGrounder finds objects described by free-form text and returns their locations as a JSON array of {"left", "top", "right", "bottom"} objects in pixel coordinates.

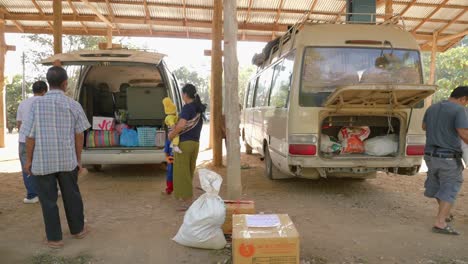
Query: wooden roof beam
[
  {"left": 272, "top": 0, "right": 285, "bottom": 39},
  {"left": 143, "top": 0, "right": 153, "bottom": 35},
  {"left": 0, "top": 8, "right": 24, "bottom": 33},
  {"left": 4, "top": 10, "right": 467, "bottom": 25},
  {"left": 436, "top": 9, "right": 466, "bottom": 35},
  {"left": 441, "top": 36, "right": 465, "bottom": 52},
  {"left": 399, "top": 0, "right": 416, "bottom": 17},
  {"left": 80, "top": 0, "right": 115, "bottom": 28},
  {"left": 12, "top": 20, "right": 24, "bottom": 33},
  {"left": 308, "top": 0, "right": 318, "bottom": 19},
  {"left": 105, "top": 0, "right": 119, "bottom": 34},
  {"left": 67, "top": 0, "right": 89, "bottom": 33},
  {"left": 183, "top": 0, "right": 189, "bottom": 38},
  {"left": 62, "top": 0, "right": 468, "bottom": 10},
  {"left": 3, "top": 25, "right": 273, "bottom": 42},
  {"left": 245, "top": 0, "right": 253, "bottom": 24},
  {"left": 334, "top": 3, "right": 347, "bottom": 23},
  {"left": 32, "top": 0, "right": 54, "bottom": 30},
  {"left": 411, "top": 0, "right": 450, "bottom": 33},
  {"left": 438, "top": 29, "right": 468, "bottom": 42}
]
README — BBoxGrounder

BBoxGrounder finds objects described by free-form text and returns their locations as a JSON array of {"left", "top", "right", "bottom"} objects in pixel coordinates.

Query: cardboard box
[
  {"left": 92, "top": 116, "right": 115, "bottom": 131},
  {"left": 232, "top": 214, "right": 299, "bottom": 264},
  {"left": 222, "top": 200, "right": 256, "bottom": 234}
]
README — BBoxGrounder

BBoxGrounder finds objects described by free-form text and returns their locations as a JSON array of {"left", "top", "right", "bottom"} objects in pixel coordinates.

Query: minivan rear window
[{"left": 300, "top": 47, "right": 423, "bottom": 107}]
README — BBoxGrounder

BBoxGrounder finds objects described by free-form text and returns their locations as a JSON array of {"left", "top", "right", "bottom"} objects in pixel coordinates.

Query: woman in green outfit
[{"left": 168, "top": 84, "right": 206, "bottom": 210}]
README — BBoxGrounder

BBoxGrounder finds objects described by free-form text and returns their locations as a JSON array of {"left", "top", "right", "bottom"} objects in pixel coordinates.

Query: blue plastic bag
[{"left": 120, "top": 128, "right": 139, "bottom": 147}]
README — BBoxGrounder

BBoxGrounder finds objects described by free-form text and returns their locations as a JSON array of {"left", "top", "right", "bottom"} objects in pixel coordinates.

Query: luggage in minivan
[{"left": 42, "top": 49, "right": 181, "bottom": 169}]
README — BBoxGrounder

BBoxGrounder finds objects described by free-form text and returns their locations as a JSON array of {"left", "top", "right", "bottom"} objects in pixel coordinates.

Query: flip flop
[{"left": 432, "top": 225, "right": 460, "bottom": 235}]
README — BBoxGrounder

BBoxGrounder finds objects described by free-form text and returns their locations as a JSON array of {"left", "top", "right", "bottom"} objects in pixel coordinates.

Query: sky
[{"left": 4, "top": 33, "right": 266, "bottom": 80}]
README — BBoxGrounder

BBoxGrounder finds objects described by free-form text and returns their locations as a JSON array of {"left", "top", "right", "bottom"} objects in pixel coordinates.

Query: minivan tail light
[
  {"left": 406, "top": 145, "right": 425, "bottom": 156},
  {"left": 289, "top": 144, "right": 317, "bottom": 156}
]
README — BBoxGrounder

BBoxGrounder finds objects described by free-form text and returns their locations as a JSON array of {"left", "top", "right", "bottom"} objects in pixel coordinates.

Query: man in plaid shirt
[{"left": 21, "top": 66, "right": 91, "bottom": 248}]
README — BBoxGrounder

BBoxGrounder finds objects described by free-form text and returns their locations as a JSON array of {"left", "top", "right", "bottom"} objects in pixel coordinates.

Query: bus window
[
  {"left": 254, "top": 67, "right": 274, "bottom": 107},
  {"left": 246, "top": 79, "right": 256, "bottom": 108},
  {"left": 269, "top": 52, "right": 295, "bottom": 108},
  {"left": 300, "top": 47, "right": 423, "bottom": 107}
]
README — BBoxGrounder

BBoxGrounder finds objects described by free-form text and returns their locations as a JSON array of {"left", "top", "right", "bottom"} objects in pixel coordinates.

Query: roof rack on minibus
[{"left": 254, "top": 13, "right": 405, "bottom": 70}]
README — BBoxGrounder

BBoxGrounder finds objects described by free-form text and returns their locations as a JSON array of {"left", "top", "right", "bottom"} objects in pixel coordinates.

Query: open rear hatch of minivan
[
  {"left": 319, "top": 84, "right": 436, "bottom": 159},
  {"left": 42, "top": 50, "right": 172, "bottom": 165}
]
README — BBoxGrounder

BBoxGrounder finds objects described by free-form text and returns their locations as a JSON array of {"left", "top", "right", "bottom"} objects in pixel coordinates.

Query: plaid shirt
[{"left": 21, "top": 89, "right": 91, "bottom": 175}]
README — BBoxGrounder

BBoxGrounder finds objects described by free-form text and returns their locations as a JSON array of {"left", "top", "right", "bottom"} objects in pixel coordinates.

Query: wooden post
[
  {"left": 210, "top": 0, "right": 223, "bottom": 166},
  {"left": 385, "top": 0, "right": 393, "bottom": 21},
  {"left": 429, "top": 32, "right": 438, "bottom": 85},
  {"left": 107, "top": 27, "right": 113, "bottom": 49},
  {"left": 53, "top": 0, "right": 62, "bottom": 54},
  {"left": 0, "top": 15, "right": 5, "bottom": 147},
  {"left": 223, "top": 0, "right": 242, "bottom": 199}
]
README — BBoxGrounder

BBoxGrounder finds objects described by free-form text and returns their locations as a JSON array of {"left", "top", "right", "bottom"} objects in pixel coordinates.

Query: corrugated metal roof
[
  {"left": 0, "top": 0, "right": 465, "bottom": 51},
  {"left": 404, "top": 6, "right": 436, "bottom": 18},
  {"left": 252, "top": 0, "right": 281, "bottom": 10},
  {"left": 112, "top": 3, "right": 145, "bottom": 17}
]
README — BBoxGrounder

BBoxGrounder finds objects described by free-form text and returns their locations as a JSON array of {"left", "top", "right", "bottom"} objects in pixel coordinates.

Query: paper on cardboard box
[
  {"left": 232, "top": 214, "right": 299, "bottom": 264},
  {"left": 222, "top": 200, "right": 255, "bottom": 234},
  {"left": 92, "top": 116, "right": 115, "bottom": 131}
]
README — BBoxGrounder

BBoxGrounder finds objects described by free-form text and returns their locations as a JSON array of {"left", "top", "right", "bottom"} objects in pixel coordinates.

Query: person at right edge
[
  {"left": 21, "top": 66, "right": 91, "bottom": 248},
  {"left": 423, "top": 86, "right": 468, "bottom": 235},
  {"left": 168, "top": 84, "right": 206, "bottom": 211}
]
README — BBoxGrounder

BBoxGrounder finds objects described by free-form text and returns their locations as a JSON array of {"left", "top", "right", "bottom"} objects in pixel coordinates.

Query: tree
[
  {"left": 422, "top": 45, "right": 468, "bottom": 102},
  {"left": 173, "top": 66, "right": 210, "bottom": 107},
  {"left": 238, "top": 65, "right": 256, "bottom": 104},
  {"left": 5, "top": 75, "right": 31, "bottom": 133},
  {"left": 23, "top": 34, "right": 105, "bottom": 80}
]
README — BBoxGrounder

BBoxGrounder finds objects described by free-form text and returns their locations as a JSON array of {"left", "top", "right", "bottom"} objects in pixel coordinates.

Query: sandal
[{"left": 432, "top": 225, "right": 460, "bottom": 235}]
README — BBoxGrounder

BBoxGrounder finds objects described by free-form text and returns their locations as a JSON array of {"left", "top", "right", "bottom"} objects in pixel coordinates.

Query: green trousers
[{"left": 173, "top": 140, "right": 199, "bottom": 199}]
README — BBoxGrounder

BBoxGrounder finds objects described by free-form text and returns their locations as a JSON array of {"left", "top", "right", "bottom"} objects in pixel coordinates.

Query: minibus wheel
[
  {"left": 245, "top": 143, "right": 253, "bottom": 154},
  {"left": 264, "top": 144, "right": 281, "bottom": 180}
]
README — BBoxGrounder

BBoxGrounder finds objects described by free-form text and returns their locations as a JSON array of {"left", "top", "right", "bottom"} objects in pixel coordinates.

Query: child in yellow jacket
[{"left": 162, "top": 97, "right": 182, "bottom": 153}]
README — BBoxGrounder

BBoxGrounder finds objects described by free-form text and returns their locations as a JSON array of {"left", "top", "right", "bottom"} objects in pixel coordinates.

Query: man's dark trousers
[{"left": 35, "top": 167, "right": 84, "bottom": 241}]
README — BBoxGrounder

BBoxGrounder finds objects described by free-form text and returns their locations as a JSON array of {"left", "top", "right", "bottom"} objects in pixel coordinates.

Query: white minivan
[
  {"left": 241, "top": 22, "right": 436, "bottom": 180},
  {"left": 42, "top": 49, "right": 181, "bottom": 170}
]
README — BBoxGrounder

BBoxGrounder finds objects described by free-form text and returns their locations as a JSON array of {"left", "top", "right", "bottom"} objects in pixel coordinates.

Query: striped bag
[{"left": 86, "top": 130, "right": 120, "bottom": 148}]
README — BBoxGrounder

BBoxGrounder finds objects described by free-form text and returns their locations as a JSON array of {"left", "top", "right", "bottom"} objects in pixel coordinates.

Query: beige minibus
[{"left": 241, "top": 22, "right": 436, "bottom": 180}]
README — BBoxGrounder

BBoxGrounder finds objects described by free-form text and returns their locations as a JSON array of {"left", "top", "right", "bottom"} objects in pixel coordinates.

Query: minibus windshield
[{"left": 300, "top": 47, "right": 422, "bottom": 107}]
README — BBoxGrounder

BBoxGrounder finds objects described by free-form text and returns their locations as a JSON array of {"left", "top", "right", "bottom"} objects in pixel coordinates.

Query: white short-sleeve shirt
[{"left": 17, "top": 96, "right": 41, "bottom": 143}]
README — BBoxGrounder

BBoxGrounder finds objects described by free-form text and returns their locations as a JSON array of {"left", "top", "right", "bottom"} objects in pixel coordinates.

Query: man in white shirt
[{"left": 17, "top": 81, "right": 47, "bottom": 204}]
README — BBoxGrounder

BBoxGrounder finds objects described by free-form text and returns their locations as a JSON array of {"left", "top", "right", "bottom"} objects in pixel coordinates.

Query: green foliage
[
  {"left": 5, "top": 75, "right": 31, "bottom": 133},
  {"left": 173, "top": 66, "right": 210, "bottom": 106},
  {"left": 23, "top": 34, "right": 105, "bottom": 79},
  {"left": 422, "top": 45, "right": 468, "bottom": 102},
  {"left": 238, "top": 65, "right": 256, "bottom": 103}
]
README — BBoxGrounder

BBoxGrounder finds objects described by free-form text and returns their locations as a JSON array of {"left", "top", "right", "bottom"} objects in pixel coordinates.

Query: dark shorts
[{"left": 424, "top": 155, "right": 464, "bottom": 203}]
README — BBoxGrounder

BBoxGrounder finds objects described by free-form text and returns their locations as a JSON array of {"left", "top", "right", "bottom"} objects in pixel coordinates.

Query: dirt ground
[{"left": 1, "top": 132, "right": 468, "bottom": 264}]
